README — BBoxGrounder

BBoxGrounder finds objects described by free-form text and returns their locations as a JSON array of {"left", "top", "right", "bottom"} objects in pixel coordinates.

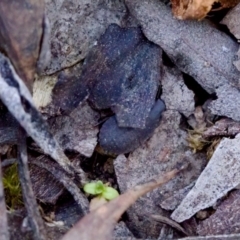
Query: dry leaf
[
  {"left": 171, "top": 0, "right": 240, "bottom": 20},
  {"left": 61, "top": 166, "right": 186, "bottom": 240}
]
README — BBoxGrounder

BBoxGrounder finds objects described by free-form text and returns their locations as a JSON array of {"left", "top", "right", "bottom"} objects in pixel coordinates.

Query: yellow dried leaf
[{"left": 171, "top": 0, "right": 240, "bottom": 20}]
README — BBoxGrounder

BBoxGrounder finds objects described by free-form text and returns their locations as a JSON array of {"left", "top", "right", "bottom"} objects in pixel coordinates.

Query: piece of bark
[
  {"left": 221, "top": 3, "right": 240, "bottom": 40},
  {"left": 0, "top": 53, "right": 73, "bottom": 174},
  {"left": 197, "top": 189, "right": 240, "bottom": 236},
  {"left": 203, "top": 118, "right": 240, "bottom": 138},
  {"left": 114, "top": 111, "right": 206, "bottom": 237},
  {"left": 161, "top": 66, "right": 195, "bottom": 117},
  {"left": 0, "top": 0, "right": 44, "bottom": 91},
  {"left": 171, "top": 133, "right": 240, "bottom": 223},
  {"left": 50, "top": 102, "right": 99, "bottom": 157},
  {"left": 29, "top": 163, "right": 64, "bottom": 204},
  {"left": 30, "top": 155, "right": 89, "bottom": 214},
  {"left": 125, "top": 0, "right": 239, "bottom": 93},
  {"left": 99, "top": 99, "right": 165, "bottom": 155},
  {"left": 84, "top": 24, "right": 162, "bottom": 128},
  {"left": 43, "top": 0, "right": 127, "bottom": 74}
]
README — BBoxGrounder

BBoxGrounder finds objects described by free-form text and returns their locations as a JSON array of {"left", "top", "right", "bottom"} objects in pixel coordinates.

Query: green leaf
[
  {"left": 95, "top": 181, "right": 105, "bottom": 194},
  {"left": 83, "top": 181, "right": 105, "bottom": 195},
  {"left": 102, "top": 186, "right": 119, "bottom": 200}
]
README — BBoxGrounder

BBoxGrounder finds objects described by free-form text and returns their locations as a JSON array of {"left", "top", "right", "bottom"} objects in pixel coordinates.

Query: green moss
[
  {"left": 187, "top": 129, "right": 209, "bottom": 153},
  {"left": 3, "top": 163, "right": 23, "bottom": 209}
]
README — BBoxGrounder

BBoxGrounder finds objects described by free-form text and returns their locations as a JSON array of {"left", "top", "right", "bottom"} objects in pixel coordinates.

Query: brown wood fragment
[{"left": 0, "top": 0, "right": 44, "bottom": 91}]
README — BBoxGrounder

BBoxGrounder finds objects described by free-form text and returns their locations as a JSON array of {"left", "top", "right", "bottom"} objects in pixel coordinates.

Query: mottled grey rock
[
  {"left": 209, "top": 85, "right": 240, "bottom": 122},
  {"left": 125, "top": 0, "right": 240, "bottom": 93},
  {"left": 160, "top": 182, "right": 195, "bottom": 211},
  {"left": 113, "top": 221, "right": 134, "bottom": 238},
  {"left": 114, "top": 110, "right": 206, "bottom": 238},
  {"left": 50, "top": 63, "right": 87, "bottom": 114},
  {"left": 161, "top": 66, "right": 194, "bottom": 117},
  {"left": 54, "top": 200, "right": 84, "bottom": 227},
  {"left": 43, "top": 0, "right": 127, "bottom": 74},
  {"left": 221, "top": 3, "right": 240, "bottom": 40},
  {"left": 84, "top": 24, "right": 162, "bottom": 128},
  {"left": 50, "top": 102, "right": 99, "bottom": 157},
  {"left": 197, "top": 189, "right": 240, "bottom": 236},
  {"left": 171, "top": 134, "right": 240, "bottom": 223},
  {"left": 234, "top": 48, "right": 240, "bottom": 72},
  {"left": 99, "top": 99, "right": 165, "bottom": 155}
]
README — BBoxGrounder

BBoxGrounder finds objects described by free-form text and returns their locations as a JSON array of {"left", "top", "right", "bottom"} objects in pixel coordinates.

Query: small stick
[
  {"left": 0, "top": 157, "right": 10, "bottom": 240},
  {"left": 17, "top": 128, "right": 46, "bottom": 240},
  {"left": 2, "top": 158, "right": 17, "bottom": 168},
  {"left": 151, "top": 214, "right": 188, "bottom": 236}
]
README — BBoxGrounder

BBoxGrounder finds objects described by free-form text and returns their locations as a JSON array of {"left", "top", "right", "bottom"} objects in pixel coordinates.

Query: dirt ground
[{"left": 1, "top": 0, "right": 240, "bottom": 239}]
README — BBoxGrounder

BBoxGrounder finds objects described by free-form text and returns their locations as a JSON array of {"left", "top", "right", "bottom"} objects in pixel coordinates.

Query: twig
[
  {"left": 0, "top": 157, "right": 10, "bottom": 240},
  {"left": 151, "top": 214, "right": 188, "bottom": 236},
  {"left": 17, "top": 128, "right": 46, "bottom": 240},
  {"left": 1, "top": 158, "right": 17, "bottom": 168}
]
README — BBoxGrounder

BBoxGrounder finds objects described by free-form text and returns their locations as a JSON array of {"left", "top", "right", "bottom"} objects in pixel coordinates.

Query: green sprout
[{"left": 83, "top": 180, "right": 119, "bottom": 200}]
